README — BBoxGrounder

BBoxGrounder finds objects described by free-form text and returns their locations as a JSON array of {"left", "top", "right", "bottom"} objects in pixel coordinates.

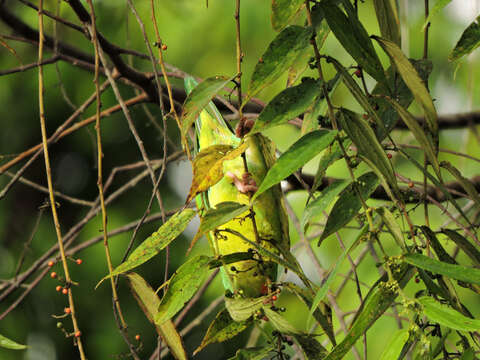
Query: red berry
[
  {"left": 135, "top": 334, "right": 141, "bottom": 341},
  {"left": 362, "top": 114, "right": 369, "bottom": 120},
  {"left": 74, "top": 331, "right": 81, "bottom": 338},
  {"left": 48, "top": 261, "right": 54, "bottom": 267},
  {"left": 387, "top": 153, "right": 393, "bottom": 159},
  {"left": 408, "top": 182, "right": 414, "bottom": 188},
  {"left": 272, "top": 295, "right": 278, "bottom": 301},
  {"left": 76, "top": 259, "right": 83, "bottom": 265},
  {"left": 62, "top": 288, "right": 68, "bottom": 295},
  {"left": 56, "top": 285, "right": 62, "bottom": 292},
  {"left": 415, "top": 277, "right": 420, "bottom": 283},
  {"left": 50, "top": 272, "right": 57, "bottom": 279},
  {"left": 354, "top": 69, "right": 362, "bottom": 78},
  {"left": 161, "top": 44, "right": 167, "bottom": 51},
  {"left": 64, "top": 307, "right": 71, "bottom": 314}
]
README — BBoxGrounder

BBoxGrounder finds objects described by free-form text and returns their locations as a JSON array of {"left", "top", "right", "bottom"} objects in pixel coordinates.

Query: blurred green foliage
[{"left": 1, "top": 1, "right": 480, "bottom": 359}]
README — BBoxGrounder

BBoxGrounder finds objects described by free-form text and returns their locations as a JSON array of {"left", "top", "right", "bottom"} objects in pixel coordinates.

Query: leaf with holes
[
  {"left": 97, "top": 209, "right": 196, "bottom": 287},
  {"left": 155, "top": 255, "right": 210, "bottom": 324},
  {"left": 245, "top": 26, "right": 311, "bottom": 102},
  {"left": 271, "top": 0, "right": 305, "bottom": 31},
  {"left": 449, "top": 15, "right": 480, "bottom": 61}
]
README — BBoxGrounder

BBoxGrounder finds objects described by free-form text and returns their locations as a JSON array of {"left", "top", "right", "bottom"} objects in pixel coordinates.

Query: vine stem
[
  {"left": 37, "top": 1, "right": 86, "bottom": 358},
  {"left": 85, "top": 0, "right": 127, "bottom": 330},
  {"left": 150, "top": 0, "right": 186, "bottom": 158}
]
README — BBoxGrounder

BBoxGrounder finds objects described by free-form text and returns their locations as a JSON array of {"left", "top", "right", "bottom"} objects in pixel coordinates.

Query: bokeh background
[{"left": 1, "top": 0, "right": 480, "bottom": 359}]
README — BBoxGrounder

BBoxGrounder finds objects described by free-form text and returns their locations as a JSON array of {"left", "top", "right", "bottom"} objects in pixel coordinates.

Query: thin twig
[{"left": 37, "top": 2, "right": 86, "bottom": 357}]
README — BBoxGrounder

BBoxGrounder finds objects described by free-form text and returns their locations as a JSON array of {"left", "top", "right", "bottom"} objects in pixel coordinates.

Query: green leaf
[
  {"left": 250, "top": 78, "right": 322, "bottom": 134},
  {"left": 283, "top": 282, "right": 336, "bottom": 345},
  {"left": 127, "top": 273, "right": 187, "bottom": 360},
  {"left": 419, "top": 226, "right": 456, "bottom": 265},
  {"left": 311, "top": 138, "right": 351, "bottom": 193},
  {"left": 97, "top": 209, "right": 196, "bottom": 286},
  {"left": 186, "top": 142, "right": 249, "bottom": 203},
  {"left": 385, "top": 97, "right": 440, "bottom": 178},
  {"left": 320, "top": 1, "right": 386, "bottom": 83},
  {"left": 338, "top": 108, "right": 399, "bottom": 200},
  {"left": 404, "top": 253, "right": 480, "bottom": 285},
  {"left": 196, "top": 202, "right": 248, "bottom": 238},
  {"left": 372, "top": 59, "right": 433, "bottom": 140},
  {"left": 379, "top": 329, "right": 410, "bottom": 360},
  {"left": 309, "top": 226, "right": 366, "bottom": 325},
  {"left": 302, "top": 179, "right": 349, "bottom": 231},
  {"left": 442, "top": 229, "right": 480, "bottom": 265},
  {"left": 194, "top": 308, "right": 251, "bottom": 355},
  {"left": 263, "top": 307, "right": 300, "bottom": 334},
  {"left": 155, "top": 255, "right": 210, "bottom": 324},
  {"left": 373, "top": 0, "right": 401, "bottom": 46},
  {"left": 225, "top": 295, "right": 268, "bottom": 322},
  {"left": 271, "top": 0, "right": 304, "bottom": 31},
  {"left": 327, "top": 57, "right": 386, "bottom": 134},
  {"left": 449, "top": 15, "right": 480, "bottom": 61},
  {"left": 441, "top": 161, "right": 480, "bottom": 208},
  {"left": 294, "top": 334, "right": 328, "bottom": 359},
  {"left": 323, "top": 263, "right": 414, "bottom": 360},
  {"left": 423, "top": 0, "right": 453, "bottom": 30},
  {"left": 245, "top": 25, "right": 311, "bottom": 102},
  {"left": 301, "top": 73, "right": 341, "bottom": 136},
  {"left": 181, "top": 76, "right": 234, "bottom": 137},
  {"left": 0, "top": 333, "right": 27, "bottom": 350},
  {"left": 320, "top": 172, "right": 380, "bottom": 243},
  {"left": 227, "top": 346, "right": 275, "bottom": 360},
  {"left": 418, "top": 296, "right": 480, "bottom": 331},
  {"left": 375, "top": 207, "right": 405, "bottom": 250},
  {"left": 373, "top": 36, "right": 438, "bottom": 148},
  {"left": 252, "top": 129, "right": 337, "bottom": 200}
]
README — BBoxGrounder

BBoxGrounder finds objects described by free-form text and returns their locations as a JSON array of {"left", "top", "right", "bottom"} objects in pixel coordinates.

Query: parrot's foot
[
  {"left": 235, "top": 118, "right": 255, "bottom": 138},
  {"left": 226, "top": 171, "right": 258, "bottom": 194}
]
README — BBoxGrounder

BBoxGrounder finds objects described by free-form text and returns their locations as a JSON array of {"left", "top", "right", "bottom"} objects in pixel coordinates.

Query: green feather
[{"left": 185, "top": 77, "right": 289, "bottom": 298}]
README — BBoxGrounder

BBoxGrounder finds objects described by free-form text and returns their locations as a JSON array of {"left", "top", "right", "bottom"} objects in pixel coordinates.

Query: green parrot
[{"left": 185, "top": 77, "right": 290, "bottom": 298}]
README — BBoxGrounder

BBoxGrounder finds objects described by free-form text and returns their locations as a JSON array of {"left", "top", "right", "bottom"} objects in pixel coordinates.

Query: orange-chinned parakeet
[{"left": 185, "top": 77, "right": 290, "bottom": 299}]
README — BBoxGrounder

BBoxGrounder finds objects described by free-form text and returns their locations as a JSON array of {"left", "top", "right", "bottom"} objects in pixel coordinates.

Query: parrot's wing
[{"left": 255, "top": 134, "right": 290, "bottom": 253}]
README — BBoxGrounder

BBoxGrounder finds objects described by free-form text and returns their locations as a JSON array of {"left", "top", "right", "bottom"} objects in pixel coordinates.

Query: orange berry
[
  {"left": 50, "top": 272, "right": 57, "bottom": 279},
  {"left": 62, "top": 288, "right": 68, "bottom": 295},
  {"left": 408, "top": 182, "right": 414, "bottom": 188},
  {"left": 135, "top": 334, "right": 141, "bottom": 341},
  {"left": 64, "top": 307, "right": 71, "bottom": 314},
  {"left": 56, "top": 285, "right": 62, "bottom": 292},
  {"left": 161, "top": 44, "right": 167, "bottom": 51},
  {"left": 76, "top": 259, "right": 83, "bottom": 265},
  {"left": 74, "top": 331, "right": 81, "bottom": 338},
  {"left": 48, "top": 261, "right": 54, "bottom": 267},
  {"left": 387, "top": 153, "right": 393, "bottom": 159}
]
